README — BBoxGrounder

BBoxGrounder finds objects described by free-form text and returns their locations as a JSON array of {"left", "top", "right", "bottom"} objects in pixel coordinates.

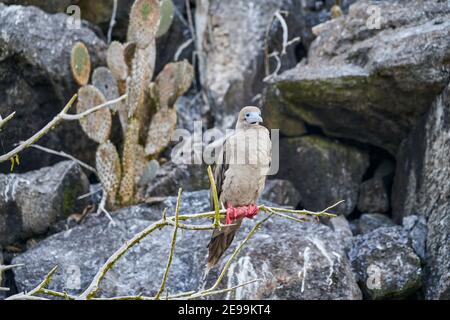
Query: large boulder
[
  {"left": 12, "top": 190, "right": 361, "bottom": 299},
  {"left": 0, "top": 161, "right": 90, "bottom": 246},
  {"left": 276, "top": 135, "right": 369, "bottom": 216},
  {"left": 349, "top": 227, "right": 422, "bottom": 299},
  {"left": 392, "top": 83, "right": 450, "bottom": 299},
  {"left": 0, "top": 4, "right": 107, "bottom": 172},
  {"left": 265, "top": 0, "right": 450, "bottom": 154}
]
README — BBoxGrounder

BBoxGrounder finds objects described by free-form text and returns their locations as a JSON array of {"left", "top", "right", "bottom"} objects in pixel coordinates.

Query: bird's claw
[{"left": 225, "top": 204, "right": 259, "bottom": 225}]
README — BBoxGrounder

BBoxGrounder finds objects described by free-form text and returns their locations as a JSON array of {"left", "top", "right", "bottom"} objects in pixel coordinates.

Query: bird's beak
[{"left": 247, "top": 112, "right": 263, "bottom": 124}]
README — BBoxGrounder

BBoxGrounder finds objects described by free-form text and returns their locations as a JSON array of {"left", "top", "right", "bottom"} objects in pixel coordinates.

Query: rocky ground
[{"left": 0, "top": 0, "right": 449, "bottom": 300}]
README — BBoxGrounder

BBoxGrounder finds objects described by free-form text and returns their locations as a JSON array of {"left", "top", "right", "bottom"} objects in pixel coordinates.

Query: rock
[
  {"left": 357, "top": 161, "right": 394, "bottom": 213},
  {"left": 276, "top": 135, "right": 369, "bottom": 216},
  {"left": 0, "top": 4, "right": 107, "bottom": 172},
  {"left": 354, "top": 213, "right": 396, "bottom": 235},
  {"left": 357, "top": 179, "right": 390, "bottom": 213},
  {"left": 402, "top": 215, "right": 427, "bottom": 261},
  {"left": 0, "top": 161, "right": 90, "bottom": 246},
  {"left": 175, "top": 93, "right": 210, "bottom": 133},
  {"left": 349, "top": 226, "right": 422, "bottom": 299},
  {"left": 259, "top": 179, "right": 300, "bottom": 208},
  {"left": 392, "top": 83, "right": 450, "bottom": 299},
  {"left": 142, "top": 161, "right": 210, "bottom": 197},
  {"left": 12, "top": 190, "right": 361, "bottom": 299},
  {"left": 266, "top": 0, "right": 450, "bottom": 154},
  {"left": 2, "top": 0, "right": 74, "bottom": 13}
]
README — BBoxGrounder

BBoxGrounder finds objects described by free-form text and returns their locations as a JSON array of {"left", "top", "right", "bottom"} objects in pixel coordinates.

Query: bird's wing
[{"left": 210, "top": 137, "right": 229, "bottom": 210}]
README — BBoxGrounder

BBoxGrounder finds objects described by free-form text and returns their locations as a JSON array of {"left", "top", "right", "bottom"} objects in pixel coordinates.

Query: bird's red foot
[{"left": 225, "top": 204, "right": 259, "bottom": 225}]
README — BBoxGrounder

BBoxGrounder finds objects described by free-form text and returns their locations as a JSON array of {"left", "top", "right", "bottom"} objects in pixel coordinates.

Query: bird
[{"left": 207, "top": 106, "right": 272, "bottom": 269}]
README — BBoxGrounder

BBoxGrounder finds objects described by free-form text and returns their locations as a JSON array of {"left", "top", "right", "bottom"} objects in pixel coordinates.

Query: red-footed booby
[{"left": 207, "top": 106, "right": 272, "bottom": 268}]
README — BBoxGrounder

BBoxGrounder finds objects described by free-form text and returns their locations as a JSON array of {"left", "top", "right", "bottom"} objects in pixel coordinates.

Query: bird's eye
[{"left": 245, "top": 113, "right": 250, "bottom": 117}]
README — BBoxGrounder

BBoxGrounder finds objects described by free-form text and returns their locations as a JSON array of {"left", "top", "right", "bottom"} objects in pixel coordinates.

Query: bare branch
[
  {"left": 24, "top": 143, "right": 97, "bottom": 174},
  {"left": 0, "top": 112, "right": 16, "bottom": 131},
  {"left": 107, "top": 0, "right": 118, "bottom": 43}
]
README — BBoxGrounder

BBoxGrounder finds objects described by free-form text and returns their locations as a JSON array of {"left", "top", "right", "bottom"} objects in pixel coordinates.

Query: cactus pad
[
  {"left": 76, "top": 85, "right": 112, "bottom": 144},
  {"left": 156, "top": 0, "right": 174, "bottom": 38},
  {"left": 96, "top": 141, "right": 122, "bottom": 209},
  {"left": 71, "top": 41, "right": 91, "bottom": 86},
  {"left": 145, "top": 107, "right": 177, "bottom": 156},
  {"left": 127, "top": 0, "right": 161, "bottom": 48},
  {"left": 107, "top": 41, "right": 128, "bottom": 81},
  {"left": 155, "top": 60, "right": 194, "bottom": 109},
  {"left": 92, "top": 67, "right": 120, "bottom": 111},
  {"left": 127, "top": 43, "right": 156, "bottom": 118}
]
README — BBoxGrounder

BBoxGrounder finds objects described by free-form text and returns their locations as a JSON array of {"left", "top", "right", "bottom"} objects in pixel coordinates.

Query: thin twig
[
  {"left": 23, "top": 143, "right": 97, "bottom": 174},
  {"left": 107, "top": 0, "right": 118, "bottom": 43},
  {"left": 155, "top": 188, "right": 182, "bottom": 299},
  {"left": 207, "top": 166, "right": 221, "bottom": 229},
  {"left": 0, "top": 95, "right": 77, "bottom": 164},
  {"left": 97, "top": 190, "right": 116, "bottom": 226},
  {"left": 6, "top": 266, "right": 58, "bottom": 300},
  {"left": 174, "top": 38, "right": 194, "bottom": 61},
  {"left": 0, "top": 112, "right": 16, "bottom": 130}
]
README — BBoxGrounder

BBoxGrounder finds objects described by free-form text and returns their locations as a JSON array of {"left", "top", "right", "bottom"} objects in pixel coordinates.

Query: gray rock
[
  {"left": 276, "top": 135, "right": 369, "bottom": 216},
  {"left": 2, "top": 0, "right": 74, "bottom": 13},
  {"left": 349, "top": 227, "right": 422, "bottom": 299},
  {"left": 142, "top": 161, "right": 210, "bottom": 197},
  {"left": 175, "top": 94, "right": 210, "bottom": 133},
  {"left": 357, "top": 179, "right": 390, "bottom": 213},
  {"left": 0, "top": 161, "right": 90, "bottom": 246},
  {"left": 266, "top": 0, "right": 450, "bottom": 154},
  {"left": 354, "top": 213, "right": 396, "bottom": 235},
  {"left": 259, "top": 179, "right": 300, "bottom": 208},
  {"left": 402, "top": 215, "right": 427, "bottom": 261},
  {"left": 12, "top": 190, "right": 361, "bottom": 300},
  {"left": 392, "top": 82, "right": 450, "bottom": 299},
  {"left": 0, "top": 4, "right": 106, "bottom": 172}
]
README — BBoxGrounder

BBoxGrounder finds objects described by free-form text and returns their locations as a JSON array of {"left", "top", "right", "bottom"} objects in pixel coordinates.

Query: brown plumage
[{"left": 207, "top": 106, "right": 272, "bottom": 269}]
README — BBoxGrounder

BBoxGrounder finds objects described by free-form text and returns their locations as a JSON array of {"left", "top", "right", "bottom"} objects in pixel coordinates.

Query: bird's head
[{"left": 236, "top": 106, "right": 263, "bottom": 129}]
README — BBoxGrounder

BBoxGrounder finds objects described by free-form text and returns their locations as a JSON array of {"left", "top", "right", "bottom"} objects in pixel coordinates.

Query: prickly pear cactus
[
  {"left": 72, "top": 0, "right": 194, "bottom": 208},
  {"left": 71, "top": 41, "right": 91, "bottom": 86},
  {"left": 76, "top": 85, "right": 112, "bottom": 144},
  {"left": 96, "top": 141, "right": 122, "bottom": 208},
  {"left": 127, "top": 0, "right": 161, "bottom": 48}
]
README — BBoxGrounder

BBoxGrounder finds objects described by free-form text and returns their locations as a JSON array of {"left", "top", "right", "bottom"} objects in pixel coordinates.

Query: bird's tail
[{"left": 206, "top": 220, "right": 242, "bottom": 270}]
